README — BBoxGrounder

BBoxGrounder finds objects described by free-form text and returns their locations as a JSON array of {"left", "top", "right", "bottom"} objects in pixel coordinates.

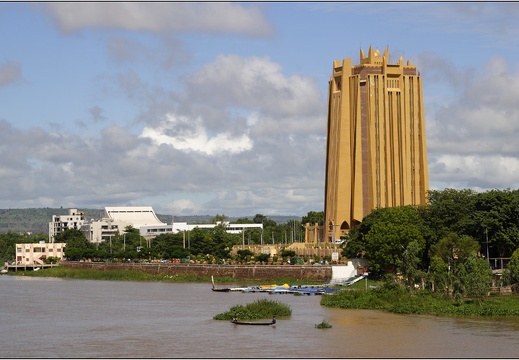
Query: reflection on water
[{"left": 1, "top": 275, "right": 518, "bottom": 358}]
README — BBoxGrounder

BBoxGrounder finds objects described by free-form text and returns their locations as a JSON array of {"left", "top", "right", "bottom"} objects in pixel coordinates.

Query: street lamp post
[
  {"left": 486, "top": 228, "right": 490, "bottom": 267},
  {"left": 329, "top": 220, "right": 340, "bottom": 252},
  {"left": 261, "top": 220, "right": 264, "bottom": 245}
]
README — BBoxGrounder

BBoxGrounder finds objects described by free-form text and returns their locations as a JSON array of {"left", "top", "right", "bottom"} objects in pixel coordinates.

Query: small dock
[{"left": 3, "top": 263, "right": 60, "bottom": 272}]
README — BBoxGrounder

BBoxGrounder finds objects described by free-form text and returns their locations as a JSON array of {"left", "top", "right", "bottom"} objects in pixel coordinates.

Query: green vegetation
[
  {"left": 315, "top": 320, "right": 332, "bottom": 329},
  {"left": 0, "top": 231, "right": 48, "bottom": 264},
  {"left": 13, "top": 266, "right": 322, "bottom": 286},
  {"left": 321, "top": 281, "right": 519, "bottom": 317},
  {"left": 302, "top": 211, "right": 324, "bottom": 226},
  {"left": 16, "top": 266, "right": 213, "bottom": 282},
  {"left": 0, "top": 208, "right": 102, "bottom": 234},
  {"left": 6, "top": 189, "right": 519, "bottom": 314},
  {"left": 213, "top": 298, "right": 291, "bottom": 320},
  {"left": 343, "top": 188, "right": 519, "bottom": 299},
  {"left": 0, "top": 210, "right": 309, "bottom": 265}
]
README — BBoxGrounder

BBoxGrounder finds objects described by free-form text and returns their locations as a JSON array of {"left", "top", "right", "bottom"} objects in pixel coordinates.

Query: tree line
[
  {"left": 0, "top": 214, "right": 309, "bottom": 265},
  {"left": 342, "top": 188, "right": 519, "bottom": 297},
  {"left": 5, "top": 188, "right": 519, "bottom": 298}
]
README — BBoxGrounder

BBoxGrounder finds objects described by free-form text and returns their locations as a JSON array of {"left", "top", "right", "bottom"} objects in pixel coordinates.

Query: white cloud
[
  {"left": 45, "top": 2, "right": 273, "bottom": 36},
  {"left": 429, "top": 154, "right": 519, "bottom": 189},
  {"left": 427, "top": 56, "right": 519, "bottom": 191},
  {"left": 184, "top": 54, "right": 323, "bottom": 119},
  {"left": 165, "top": 199, "right": 204, "bottom": 216},
  {"left": 141, "top": 113, "right": 253, "bottom": 156}
]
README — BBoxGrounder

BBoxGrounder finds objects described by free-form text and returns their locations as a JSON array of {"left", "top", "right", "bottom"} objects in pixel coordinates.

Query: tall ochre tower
[{"left": 323, "top": 46, "right": 429, "bottom": 242}]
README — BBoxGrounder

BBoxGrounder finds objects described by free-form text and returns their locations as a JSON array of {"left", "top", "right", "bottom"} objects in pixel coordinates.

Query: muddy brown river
[{"left": 1, "top": 276, "right": 517, "bottom": 358}]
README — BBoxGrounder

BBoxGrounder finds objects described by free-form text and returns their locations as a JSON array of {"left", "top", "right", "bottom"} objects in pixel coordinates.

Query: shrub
[
  {"left": 213, "top": 299, "right": 291, "bottom": 320},
  {"left": 315, "top": 320, "right": 332, "bottom": 329}
]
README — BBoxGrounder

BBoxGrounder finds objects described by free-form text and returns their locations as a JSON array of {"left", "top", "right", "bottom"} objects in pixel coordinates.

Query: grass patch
[
  {"left": 213, "top": 298, "right": 292, "bottom": 320},
  {"left": 11, "top": 266, "right": 327, "bottom": 286},
  {"left": 321, "top": 284, "right": 519, "bottom": 317},
  {"left": 11, "top": 267, "right": 212, "bottom": 282}
]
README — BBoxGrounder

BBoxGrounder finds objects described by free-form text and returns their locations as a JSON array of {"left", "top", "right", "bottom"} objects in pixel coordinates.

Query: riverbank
[
  {"left": 8, "top": 265, "right": 328, "bottom": 285},
  {"left": 320, "top": 283, "right": 519, "bottom": 317},
  {"left": 10, "top": 265, "right": 519, "bottom": 318},
  {"left": 59, "top": 260, "right": 332, "bottom": 282}
]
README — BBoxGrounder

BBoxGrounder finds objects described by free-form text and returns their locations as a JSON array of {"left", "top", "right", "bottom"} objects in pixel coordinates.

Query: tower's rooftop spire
[{"left": 359, "top": 45, "right": 388, "bottom": 65}]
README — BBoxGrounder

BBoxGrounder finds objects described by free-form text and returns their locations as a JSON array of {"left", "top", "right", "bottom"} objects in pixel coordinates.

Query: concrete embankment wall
[{"left": 63, "top": 261, "right": 333, "bottom": 282}]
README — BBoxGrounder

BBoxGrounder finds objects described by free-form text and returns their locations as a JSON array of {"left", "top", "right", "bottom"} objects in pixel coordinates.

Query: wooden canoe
[{"left": 231, "top": 317, "right": 276, "bottom": 326}]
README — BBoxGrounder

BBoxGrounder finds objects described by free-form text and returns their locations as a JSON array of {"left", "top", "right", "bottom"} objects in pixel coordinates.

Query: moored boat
[{"left": 231, "top": 316, "right": 276, "bottom": 326}]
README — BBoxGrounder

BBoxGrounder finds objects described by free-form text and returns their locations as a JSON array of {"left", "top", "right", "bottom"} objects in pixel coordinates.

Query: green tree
[
  {"left": 280, "top": 249, "right": 296, "bottom": 264},
  {"left": 341, "top": 227, "right": 364, "bottom": 259},
  {"left": 430, "top": 233, "right": 480, "bottom": 264},
  {"left": 429, "top": 233, "right": 490, "bottom": 298},
  {"left": 211, "top": 214, "right": 228, "bottom": 224},
  {"left": 0, "top": 232, "right": 47, "bottom": 264},
  {"left": 302, "top": 211, "right": 324, "bottom": 226},
  {"left": 427, "top": 188, "right": 475, "bottom": 238},
  {"left": 398, "top": 239, "right": 424, "bottom": 289},
  {"left": 211, "top": 223, "right": 236, "bottom": 259},
  {"left": 359, "top": 206, "right": 426, "bottom": 277},
  {"left": 186, "top": 224, "right": 237, "bottom": 260},
  {"left": 188, "top": 227, "right": 211, "bottom": 255},
  {"left": 428, "top": 256, "right": 449, "bottom": 293},
  {"left": 469, "top": 189, "right": 519, "bottom": 258},
  {"left": 152, "top": 233, "right": 185, "bottom": 259},
  {"left": 503, "top": 248, "right": 519, "bottom": 288},
  {"left": 256, "top": 253, "right": 270, "bottom": 264},
  {"left": 235, "top": 217, "right": 254, "bottom": 224},
  {"left": 55, "top": 229, "right": 95, "bottom": 261},
  {"left": 237, "top": 249, "right": 254, "bottom": 261},
  {"left": 253, "top": 214, "right": 267, "bottom": 224},
  {"left": 457, "top": 254, "right": 492, "bottom": 298}
]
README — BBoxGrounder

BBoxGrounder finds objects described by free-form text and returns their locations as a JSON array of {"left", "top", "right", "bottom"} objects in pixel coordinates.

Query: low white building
[
  {"left": 140, "top": 222, "right": 263, "bottom": 239},
  {"left": 83, "top": 206, "right": 166, "bottom": 243},
  {"left": 48, "top": 208, "right": 85, "bottom": 242},
  {"left": 50, "top": 206, "right": 265, "bottom": 244},
  {"left": 16, "top": 241, "right": 66, "bottom": 265}
]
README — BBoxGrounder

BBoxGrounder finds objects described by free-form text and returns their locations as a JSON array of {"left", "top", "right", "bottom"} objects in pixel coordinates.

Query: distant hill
[
  {"left": 0, "top": 208, "right": 103, "bottom": 235},
  {"left": 0, "top": 208, "right": 301, "bottom": 235}
]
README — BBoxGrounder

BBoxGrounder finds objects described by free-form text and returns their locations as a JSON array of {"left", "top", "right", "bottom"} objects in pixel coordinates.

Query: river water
[{"left": 1, "top": 275, "right": 518, "bottom": 358}]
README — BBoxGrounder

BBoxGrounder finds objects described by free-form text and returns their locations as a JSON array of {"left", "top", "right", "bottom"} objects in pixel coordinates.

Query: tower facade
[{"left": 323, "top": 46, "right": 429, "bottom": 242}]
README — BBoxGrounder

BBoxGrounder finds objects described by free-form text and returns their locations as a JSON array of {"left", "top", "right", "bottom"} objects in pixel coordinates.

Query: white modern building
[
  {"left": 50, "top": 206, "right": 265, "bottom": 244},
  {"left": 83, "top": 206, "right": 166, "bottom": 243},
  {"left": 16, "top": 241, "right": 66, "bottom": 265},
  {"left": 48, "top": 208, "right": 86, "bottom": 242},
  {"left": 140, "top": 222, "right": 263, "bottom": 239}
]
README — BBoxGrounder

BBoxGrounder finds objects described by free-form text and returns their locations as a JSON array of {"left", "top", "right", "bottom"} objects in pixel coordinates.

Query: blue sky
[{"left": 1, "top": 2, "right": 519, "bottom": 217}]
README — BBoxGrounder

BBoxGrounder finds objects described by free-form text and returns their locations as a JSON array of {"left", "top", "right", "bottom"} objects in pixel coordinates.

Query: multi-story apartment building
[
  {"left": 48, "top": 208, "right": 85, "bottom": 242},
  {"left": 16, "top": 241, "right": 66, "bottom": 265}
]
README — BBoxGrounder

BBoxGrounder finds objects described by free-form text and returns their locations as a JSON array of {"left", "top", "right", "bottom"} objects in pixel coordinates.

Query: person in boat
[{"left": 271, "top": 316, "right": 276, "bottom": 324}]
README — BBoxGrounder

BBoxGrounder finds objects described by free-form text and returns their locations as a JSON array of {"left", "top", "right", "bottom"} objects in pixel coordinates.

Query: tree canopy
[{"left": 341, "top": 188, "right": 519, "bottom": 297}]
